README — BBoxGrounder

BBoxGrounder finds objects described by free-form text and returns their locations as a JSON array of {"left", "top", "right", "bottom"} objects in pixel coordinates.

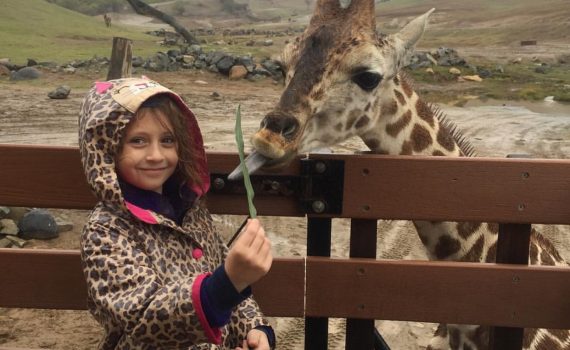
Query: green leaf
[{"left": 234, "top": 104, "right": 257, "bottom": 218}]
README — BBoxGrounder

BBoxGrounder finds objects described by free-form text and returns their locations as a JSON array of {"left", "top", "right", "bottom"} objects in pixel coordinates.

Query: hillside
[{"left": 0, "top": 0, "right": 159, "bottom": 64}]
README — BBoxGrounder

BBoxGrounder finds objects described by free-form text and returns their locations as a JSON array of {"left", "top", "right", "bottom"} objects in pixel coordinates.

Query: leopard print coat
[{"left": 78, "top": 78, "right": 270, "bottom": 349}]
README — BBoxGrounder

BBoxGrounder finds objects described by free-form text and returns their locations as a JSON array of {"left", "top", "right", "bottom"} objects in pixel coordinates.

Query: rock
[
  {"left": 187, "top": 44, "right": 202, "bottom": 56},
  {"left": 449, "top": 67, "right": 461, "bottom": 75},
  {"left": 182, "top": 55, "right": 195, "bottom": 65},
  {"left": 0, "top": 237, "right": 12, "bottom": 248},
  {"left": 216, "top": 56, "right": 236, "bottom": 75},
  {"left": 0, "top": 207, "right": 9, "bottom": 219},
  {"left": 5, "top": 235, "right": 27, "bottom": 248},
  {"left": 0, "top": 58, "right": 10, "bottom": 65},
  {"left": 48, "top": 85, "right": 71, "bottom": 99},
  {"left": 10, "top": 66, "right": 41, "bottom": 81},
  {"left": 459, "top": 75, "right": 483, "bottom": 82},
  {"left": 534, "top": 65, "right": 548, "bottom": 74},
  {"left": 229, "top": 65, "right": 248, "bottom": 80},
  {"left": 477, "top": 69, "right": 492, "bottom": 78},
  {"left": 18, "top": 209, "right": 59, "bottom": 240},
  {"left": 6, "top": 207, "right": 29, "bottom": 222},
  {"left": 0, "top": 219, "right": 19, "bottom": 235},
  {"left": 194, "top": 80, "right": 208, "bottom": 85},
  {"left": 211, "top": 91, "right": 222, "bottom": 100},
  {"left": 0, "top": 64, "right": 10, "bottom": 76},
  {"left": 55, "top": 218, "right": 73, "bottom": 233},
  {"left": 510, "top": 57, "right": 522, "bottom": 64},
  {"left": 425, "top": 68, "right": 435, "bottom": 74},
  {"left": 62, "top": 66, "right": 76, "bottom": 74},
  {"left": 27, "top": 58, "right": 38, "bottom": 66},
  {"left": 132, "top": 56, "right": 145, "bottom": 67}
]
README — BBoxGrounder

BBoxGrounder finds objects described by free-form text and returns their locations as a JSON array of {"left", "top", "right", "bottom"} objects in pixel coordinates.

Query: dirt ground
[{"left": 1, "top": 66, "right": 570, "bottom": 349}]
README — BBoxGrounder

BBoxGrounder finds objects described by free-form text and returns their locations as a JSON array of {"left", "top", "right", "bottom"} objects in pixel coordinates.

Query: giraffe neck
[{"left": 359, "top": 73, "right": 496, "bottom": 262}]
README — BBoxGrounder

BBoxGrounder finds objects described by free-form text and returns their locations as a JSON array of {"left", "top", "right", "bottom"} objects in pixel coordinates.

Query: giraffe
[{"left": 230, "top": 1, "right": 570, "bottom": 349}]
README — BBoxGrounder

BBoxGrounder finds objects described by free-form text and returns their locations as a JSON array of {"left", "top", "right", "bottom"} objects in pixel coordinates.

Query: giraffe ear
[{"left": 390, "top": 8, "right": 435, "bottom": 69}]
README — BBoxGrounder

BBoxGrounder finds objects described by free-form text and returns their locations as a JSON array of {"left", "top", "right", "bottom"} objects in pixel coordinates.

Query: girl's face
[{"left": 116, "top": 109, "right": 179, "bottom": 194}]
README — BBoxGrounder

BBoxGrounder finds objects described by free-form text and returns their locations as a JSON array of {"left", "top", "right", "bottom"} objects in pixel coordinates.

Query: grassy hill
[{"left": 0, "top": 0, "right": 160, "bottom": 65}]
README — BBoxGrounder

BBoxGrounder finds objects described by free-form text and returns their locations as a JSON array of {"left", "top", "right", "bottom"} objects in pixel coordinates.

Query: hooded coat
[{"left": 78, "top": 77, "right": 269, "bottom": 349}]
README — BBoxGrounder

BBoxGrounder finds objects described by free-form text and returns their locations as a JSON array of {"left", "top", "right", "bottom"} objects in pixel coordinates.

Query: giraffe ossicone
[{"left": 230, "top": 1, "right": 570, "bottom": 349}]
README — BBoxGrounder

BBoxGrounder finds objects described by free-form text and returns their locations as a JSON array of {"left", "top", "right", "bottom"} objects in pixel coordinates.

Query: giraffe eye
[{"left": 352, "top": 71, "right": 382, "bottom": 91}]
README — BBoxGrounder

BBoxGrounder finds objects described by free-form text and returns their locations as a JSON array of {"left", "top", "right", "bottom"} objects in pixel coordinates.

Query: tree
[{"left": 125, "top": 0, "right": 199, "bottom": 45}]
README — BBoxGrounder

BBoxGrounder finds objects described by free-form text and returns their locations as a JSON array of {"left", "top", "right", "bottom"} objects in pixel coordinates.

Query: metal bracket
[
  {"left": 209, "top": 159, "right": 344, "bottom": 215},
  {"left": 299, "top": 158, "right": 344, "bottom": 214}
]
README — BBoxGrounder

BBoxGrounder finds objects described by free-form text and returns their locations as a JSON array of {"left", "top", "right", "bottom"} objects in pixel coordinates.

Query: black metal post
[{"left": 305, "top": 217, "right": 332, "bottom": 350}]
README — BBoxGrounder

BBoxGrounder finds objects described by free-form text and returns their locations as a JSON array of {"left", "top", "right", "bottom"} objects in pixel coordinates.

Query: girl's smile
[{"left": 116, "top": 110, "right": 179, "bottom": 193}]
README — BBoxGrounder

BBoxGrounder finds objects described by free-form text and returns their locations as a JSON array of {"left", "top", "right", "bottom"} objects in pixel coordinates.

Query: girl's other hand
[
  {"left": 234, "top": 329, "right": 270, "bottom": 350},
  {"left": 225, "top": 219, "right": 273, "bottom": 293}
]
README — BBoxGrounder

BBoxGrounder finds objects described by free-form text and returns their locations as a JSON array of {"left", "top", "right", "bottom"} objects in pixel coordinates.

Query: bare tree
[{"left": 125, "top": 0, "right": 199, "bottom": 45}]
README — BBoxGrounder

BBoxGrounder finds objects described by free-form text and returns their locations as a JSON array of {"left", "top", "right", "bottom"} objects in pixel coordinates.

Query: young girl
[{"left": 78, "top": 77, "right": 275, "bottom": 350}]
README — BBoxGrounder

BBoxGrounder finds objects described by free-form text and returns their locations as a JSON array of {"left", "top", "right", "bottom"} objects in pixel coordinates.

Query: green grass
[{"left": 0, "top": 0, "right": 163, "bottom": 65}]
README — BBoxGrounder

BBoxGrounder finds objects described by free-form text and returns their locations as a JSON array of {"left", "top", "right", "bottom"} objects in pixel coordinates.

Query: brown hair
[{"left": 122, "top": 94, "right": 203, "bottom": 191}]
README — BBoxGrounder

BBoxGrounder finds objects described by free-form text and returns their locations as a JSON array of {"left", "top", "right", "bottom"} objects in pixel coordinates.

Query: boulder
[
  {"left": 229, "top": 65, "right": 248, "bottom": 80},
  {"left": 18, "top": 209, "right": 59, "bottom": 240},
  {"left": 10, "top": 66, "right": 41, "bottom": 81},
  {"left": 48, "top": 85, "right": 71, "bottom": 99}
]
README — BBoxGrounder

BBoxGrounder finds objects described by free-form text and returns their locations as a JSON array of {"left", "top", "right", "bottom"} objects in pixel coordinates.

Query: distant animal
[
  {"left": 103, "top": 13, "right": 111, "bottom": 28},
  {"left": 234, "top": 0, "right": 570, "bottom": 349}
]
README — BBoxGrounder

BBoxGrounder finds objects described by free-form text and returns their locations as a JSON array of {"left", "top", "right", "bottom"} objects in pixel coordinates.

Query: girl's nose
[{"left": 146, "top": 143, "right": 165, "bottom": 161}]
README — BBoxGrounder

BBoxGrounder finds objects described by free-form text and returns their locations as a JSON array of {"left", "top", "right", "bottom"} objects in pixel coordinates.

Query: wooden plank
[
  {"left": 0, "top": 144, "right": 96, "bottom": 209},
  {"left": 0, "top": 249, "right": 87, "bottom": 310},
  {"left": 0, "top": 249, "right": 304, "bottom": 317},
  {"left": 337, "top": 153, "right": 570, "bottom": 224},
  {"left": 4, "top": 145, "right": 570, "bottom": 223},
  {"left": 251, "top": 258, "right": 305, "bottom": 317},
  {"left": 305, "top": 257, "right": 570, "bottom": 329}
]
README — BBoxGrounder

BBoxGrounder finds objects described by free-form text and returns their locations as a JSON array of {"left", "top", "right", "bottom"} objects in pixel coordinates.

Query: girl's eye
[
  {"left": 162, "top": 136, "right": 176, "bottom": 145},
  {"left": 128, "top": 137, "right": 147, "bottom": 145}
]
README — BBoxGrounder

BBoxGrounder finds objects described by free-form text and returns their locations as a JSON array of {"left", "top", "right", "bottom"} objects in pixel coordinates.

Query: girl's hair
[{"left": 123, "top": 94, "right": 203, "bottom": 191}]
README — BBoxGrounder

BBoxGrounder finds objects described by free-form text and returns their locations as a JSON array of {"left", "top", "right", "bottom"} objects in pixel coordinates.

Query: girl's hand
[
  {"left": 234, "top": 329, "right": 271, "bottom": 350},
  {"left": 225, "top": 219, "right": 273, "bottom": 293}
]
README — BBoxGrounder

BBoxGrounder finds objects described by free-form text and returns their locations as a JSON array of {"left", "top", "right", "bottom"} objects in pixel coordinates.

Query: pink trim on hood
[{"left": 125, "top": 201, "right": 159, "bottom": 224}]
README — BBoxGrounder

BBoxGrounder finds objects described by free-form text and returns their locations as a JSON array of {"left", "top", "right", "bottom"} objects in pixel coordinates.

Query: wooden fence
[{"left": 1, "top": 143, "right": 570, "bottom": 350}]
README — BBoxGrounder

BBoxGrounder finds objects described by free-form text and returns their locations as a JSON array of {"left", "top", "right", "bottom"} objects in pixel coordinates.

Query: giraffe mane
[{"left": 436, "top": 110, "right": 477, "bottom": 157}]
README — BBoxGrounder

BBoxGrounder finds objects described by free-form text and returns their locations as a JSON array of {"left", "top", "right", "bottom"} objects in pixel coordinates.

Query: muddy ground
[{"left": 1, "top": 67, "right": 570, "bottom": 349}]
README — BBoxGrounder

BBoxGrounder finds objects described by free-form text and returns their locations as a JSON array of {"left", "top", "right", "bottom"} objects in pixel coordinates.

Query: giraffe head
[{"left": 236, "top": 1, "right": 434, "bottom": 176}]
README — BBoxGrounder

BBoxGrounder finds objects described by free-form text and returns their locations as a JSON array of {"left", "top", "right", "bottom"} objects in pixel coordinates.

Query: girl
[{"left": 78, "top": 77, "right": 275, "bottom": 349}]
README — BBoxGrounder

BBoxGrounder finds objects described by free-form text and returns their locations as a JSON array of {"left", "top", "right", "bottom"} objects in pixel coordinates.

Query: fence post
[
  {"left": 305, "top": 217, "right": 332, "bottom": 350},
  {"left": 345, "top": 219, "right": 378, "bottom": 350},
  {"left": 107, "top": 37, "right": 133, "bottom": 80}
]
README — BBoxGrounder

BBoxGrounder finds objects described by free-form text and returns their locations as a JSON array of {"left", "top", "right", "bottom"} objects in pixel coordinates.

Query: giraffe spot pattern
[
  {"left": 435, "top": 235, "right": 461, "bottom": 259},
  {"left": 411, "top": 124, "right": 433, "bottom": 152},
  {"left": 401, "top": 77, "right": 414, "bottom": 98},
  {"left": 456, "top": 222, "right": 481, "bottom": 239},
  {"left": 415, "top": 99, "right": 435, "bottom": 127},
  {"left": 386, "top": 110, "right": 411, "bottom": 137},
  {"left": 394, "top": 89, "right": 406, "bottom": 106},
  {"left": 355, "top": 115, "right": 370, "bottom": 129},
  {"left": 437, "top": 125, "right": 456, "bottom": 152},
  {"left": 382, "top": 99, "right": 398, "bottom": 116}
]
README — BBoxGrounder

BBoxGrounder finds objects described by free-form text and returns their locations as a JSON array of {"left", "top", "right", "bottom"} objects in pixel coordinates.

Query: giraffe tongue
[{"left": 227, "top": 151, "right": 270, "bottom": 181}]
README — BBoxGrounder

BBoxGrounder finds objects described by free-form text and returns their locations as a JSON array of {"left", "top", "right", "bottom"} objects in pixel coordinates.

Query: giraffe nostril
[
  {"left": 282, "top": 123, "right": 297, "bottom": 137},
  {"left": 261, "top": 113, "right": 299, "bottom": 139}
]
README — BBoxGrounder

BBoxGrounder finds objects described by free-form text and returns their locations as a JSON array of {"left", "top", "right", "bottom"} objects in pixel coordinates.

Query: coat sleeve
[
  {"left": 81, "top": 217, "right": 219, "bottom": 348},
  {"left": 211, "top": 224, "right": 272, "bottom": 348}
]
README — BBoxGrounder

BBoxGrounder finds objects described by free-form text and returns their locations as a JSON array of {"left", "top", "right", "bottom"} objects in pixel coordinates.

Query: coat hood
[{"left": 79, "top": 77, "right": 210, "bottom": 209}]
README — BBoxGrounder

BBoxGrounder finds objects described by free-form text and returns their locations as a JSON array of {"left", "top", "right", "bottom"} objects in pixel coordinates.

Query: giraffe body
[{"left": 244, "top": 1, "right": 570, "bottom": 348}]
